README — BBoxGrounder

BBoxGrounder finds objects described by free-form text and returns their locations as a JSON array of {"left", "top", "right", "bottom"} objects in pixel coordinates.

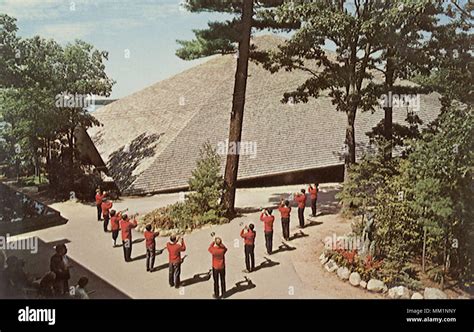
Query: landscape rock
[
  {"left": 337, "top": 267, "right": 350, "bottom": 280},
  {"left": 359, "top": 280, "right": 367, "bottom": 289},
  {"left": 367, "top": 279, "right": 386, "bottom": 292},
  {"left": 324, "top": 260, "right": 338, "bottom": 273},
  {"left": 349, "top": 272, "right": 361, "bottom": 286},
  {"left": 319, "top": 253, "right": 329, "bottom": 265},
  {"left": 388, "top": 286, "right": 411, "bottom": 299},
  {"left": 411, "top": 292, "right": 424, "bottom": 300},
  {"left": 424, "top": 287, "right": 448, "bottom": 299}
]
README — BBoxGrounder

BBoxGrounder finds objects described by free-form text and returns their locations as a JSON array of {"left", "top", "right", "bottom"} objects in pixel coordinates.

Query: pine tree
[
  {"left": 187, "top": 142, "right": 223, "bottom": 214},
  {"left": 176, "top": 0, "right": 293, "bottom": 216}
]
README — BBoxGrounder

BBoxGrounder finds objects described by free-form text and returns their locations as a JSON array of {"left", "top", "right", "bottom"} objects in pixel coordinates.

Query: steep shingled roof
[{"left": 88, "top": 35, "right": 442, "bottom": 195}]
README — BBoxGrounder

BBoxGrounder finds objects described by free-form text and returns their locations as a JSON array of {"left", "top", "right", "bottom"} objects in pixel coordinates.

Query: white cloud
[
  {"left": 1, "top": 0, "right": 189, "bottom": 21},
  {"left": 35, "top": 22, "right": 96, "bottom": 42},
  {"left": 36, "top": 18, "right": 146, "bottom": 42},
  {"left": 1, "top": 0, "right": 190, "bottom": 41},
  {"left": 0, "top": 0, "right": 66, "bottom": 20}
]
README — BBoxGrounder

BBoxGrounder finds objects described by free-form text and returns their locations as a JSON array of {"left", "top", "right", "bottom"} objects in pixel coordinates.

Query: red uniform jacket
[
  {"left": 278, "top": 206, "right": 291, "bottom": 218},
  {"left": 110, "top": 214, "right": 121, "bottom": 231},
  {"left": 295, "top": 194, "right": 306, "bottom": 209},
  {"left": 167, "top": 240, "right": 186, "bottom": 264},
  {"left": 120, "top": 218, "right": 138, "bottom": 241},
  {"left": 260, "top": 213, "right": 275, "bottom": 233},
  {"left": 308, "top": 187, "right": 318, "bottom": 200},
  {"left": 95, "top": 193, "right": 104, "bottom": 206},
  {"left": 144, "top": 231, "right": 159, "bottom": 249},
  {"left": 101, "top": 201, "right": 113, "bottom": 216},
  {"left": 208, "top": 243, "right": 227, "bottom": 270},
  {"left": 240, "top": 229, "right": 256, "bottom": 246}
]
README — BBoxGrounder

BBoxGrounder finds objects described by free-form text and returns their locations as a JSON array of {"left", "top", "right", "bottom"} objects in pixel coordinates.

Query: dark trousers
[
  {"left": 103, "top": 214, "right": 109, "bottom": 232},
  {"left": 123, "top": 239, "right": 132, "bottom": 262},
  {"left": 169, "top": 262, "right": 181, "bottom": 287},
  {"left": 53, "top": 278, "right": 69, "bottom": 296},
  {"left": 212, "top": 268, "right": 226, "bottom": 298},
  {"left": 96, "top": 205, "right": 102, "bottom": 220},
  {"left": 244, "top": 244, "right": 255, "bottom": 271},
  {"left": 281, "top": 218, "right": 290, "bottom": 240},
  {"left": 264, "top": 231, "right": 273, "bottom": 254},
  {"left": 146, "top": 247, "right": 155, "bottom": 271},
  {"left": 112, "top": 230, "right": 119, "bottom": 244},
  {"left": 311, "top": 198, "right": 317, "bottom": 216},
  {"left": 298, "top": 207, "right": 305, "bottom": 228}
]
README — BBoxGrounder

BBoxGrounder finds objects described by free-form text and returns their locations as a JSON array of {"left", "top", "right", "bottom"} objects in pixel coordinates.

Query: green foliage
[
  {"left": 372, "top": 160, "right": 424, "bottom": 268},
  {"left": 407, "top": 105, "right": 474, "bottom": 283},
  {"left": 337, "top": 150, "right": 397, "bottom": 216},
  {"left": 415, "top": 0, "right": 473, "bottom": 107},
  {"left": 0, "top": 15, "right": 114, "bottom": 197},
  {"left": 176, "top": 0, "right": 294, "bottom": 60},
  {"left": 141, "top": 142, "right": 227, "bottom": 231},
  {"left": 186, "top": 142, "right": 224, "bottom": 213},
  {"left": 339, "top": 104, "right": 473, "bottom": 287},
  {"left": 0, "top": 14, "right": 21, "bottom": 87}
]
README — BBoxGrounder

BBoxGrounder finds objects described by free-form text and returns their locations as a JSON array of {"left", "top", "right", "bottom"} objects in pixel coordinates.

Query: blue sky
[
  {"left": 0, "top": 0, "right": 230, "bottom": 99},
  {"left": 1, "top": 1, "right": 465, "bottom": 99}
]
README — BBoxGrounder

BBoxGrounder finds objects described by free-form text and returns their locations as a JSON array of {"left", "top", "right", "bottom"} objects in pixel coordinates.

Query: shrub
[{"left": 141, "top": 142, "right": 228, "bottom": 232}]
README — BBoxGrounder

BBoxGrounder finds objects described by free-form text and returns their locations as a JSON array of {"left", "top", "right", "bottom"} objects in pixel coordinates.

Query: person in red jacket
[
  {"left": 144, "top": 224, "right": 160, "bottom": 272},
  {"left": 109, "top": 210, "right": 122, "bottom": 247},
  {"left": 120, "top": 214, "right": 138, "bottom": 262},
  {"left": 166, "top": 235, "right": 186, "bottom": 288},
  {"left": 260, "top": 208, "right": 275, "bottom": 254},
  {"left": 278, "top": 199, "right": 292, "bottom": 241},
  {"left": 95, "top": 189, "right": 105, "bottom": 221},
  {"left": 308, "top": 183, "right": 319, "bottom": 217},
  {"left": 240, "top": 224, "right": 256, "bottom": 273},
  {"left": 101, "top": 197, "right": 113, "bottom": 232},
  {"left": 208, "top": 237, "right": 227, "bottom": 299},
  {"left": 294, "top": 189, "right": 306, "bottom": 228}
]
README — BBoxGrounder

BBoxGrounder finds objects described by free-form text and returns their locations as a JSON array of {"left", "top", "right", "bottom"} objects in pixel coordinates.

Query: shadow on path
[
  {"left": 289, "top": 230, "right": 308, "bottom": 241},
  {"left": 131, "top": 248, "right": 165, "bottom": 262},
  {"left": 181, "top": 270, "right": 212, "bottom": 287},
  {"left": 271, "top": 242, "right": 296, "bottom": 254},
  {"left": 224, "top": 277, "right": 256, "bottom": 298},
  {"left": 150, "top": 254, "right": 187, "bottom": 273},
  {"left": 150, "top": 263, "right": 168, "bottom": 272},
  {"left": 304, "top": 220, "right": 323, "bottom": 228},
  {"left": 2, "top": 238, "right": 129, "bottom": 299},
  {"left": 252, "top": 257, "right": 280, "bottom": 272}
]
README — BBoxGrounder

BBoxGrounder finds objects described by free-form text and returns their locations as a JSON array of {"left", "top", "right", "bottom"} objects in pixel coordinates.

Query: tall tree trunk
[
  {"left": 67, "top": 128, "right": 75, "bottom": 191},
  {"left": 221, "top": 0, "right": 253, "bottom": 217},
  {"left": 383, "top": 47, "right": 395, "bottom": 161},
  {"left": 344, "top": 106, "right": 357, "bottom": 182},
  {"left": 422, "top": 226, "right": 427, "bottom": 273}
]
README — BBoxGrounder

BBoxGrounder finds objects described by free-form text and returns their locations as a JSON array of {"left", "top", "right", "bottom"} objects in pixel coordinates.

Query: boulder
[
  {"left": 411, "top": 292, "right": 424, "bottom": 300},
  {"left": 359, "top": 280, "right": 367, "bottom": 289},
  {"left": 424, "top": 287, "right": 448, "bottom": 299},
  {"left": 337, "top": 267, "right": 350, "bottom": 280},
  {"left": 324, "top": 260, "right": 338, "bottom": 273},
  {"left": 367, "top": 279, "right": 386, "bottom": 292},
  {"left": 349, "top": 272, "right": 361, "bottom": 286},
  {"left": 388, "top": 286, "right": 411, "bottom": 299},
  {"left": 319, "top": 253, "right": 329, "bottom": 265}
]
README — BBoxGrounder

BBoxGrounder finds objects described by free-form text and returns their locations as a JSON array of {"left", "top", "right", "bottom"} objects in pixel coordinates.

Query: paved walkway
[{"left": 8, "top": 184, "right": 380, "bottom": 299}]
